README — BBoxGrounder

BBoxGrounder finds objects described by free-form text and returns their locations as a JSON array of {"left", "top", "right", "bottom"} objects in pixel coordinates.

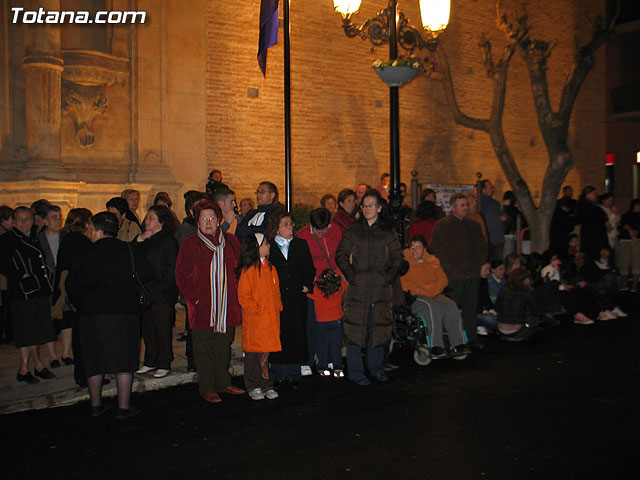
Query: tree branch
[
  {"left": 489, "top": 43, "right": 515, "bottom": 123},
  {"left": 496, "top": 0, "right": 529, "bottom": 43},
  {"left": 498, "top": 3, "right": 564, "bottom": 154},
  {"left": 480, "top": 35, "right": 496, "bottom": 77},
  {"left": 558, "top": 4, "right": 619, "bottom": 125},
  {"left": 435, "top": 47, "right": 490, "bottom": 132}
]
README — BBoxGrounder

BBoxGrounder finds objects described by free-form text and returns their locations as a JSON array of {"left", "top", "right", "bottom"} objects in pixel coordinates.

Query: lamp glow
[
  {"left": 419, "top": 0, "right": 450, "bottom": 33},
  {"left": 333, "top": 0, "right": 362, "bottom": 18}
]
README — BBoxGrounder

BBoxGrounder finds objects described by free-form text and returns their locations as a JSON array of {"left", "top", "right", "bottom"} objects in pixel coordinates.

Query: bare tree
[{"left": 436, "top": 1, "right": 618, "bottom": 252}]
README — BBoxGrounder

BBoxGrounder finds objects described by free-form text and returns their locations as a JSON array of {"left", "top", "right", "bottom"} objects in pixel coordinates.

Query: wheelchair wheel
[{"left": 413, "top": 346, "right": 432, "bottom": 366}]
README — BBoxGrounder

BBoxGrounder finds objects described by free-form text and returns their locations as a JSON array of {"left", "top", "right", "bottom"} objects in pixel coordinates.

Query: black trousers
[
  {"left": 141, "top": 303, "right": 174, "bottom": 370},
  {"left": 447, "top": 278, "right": 479, "bottom": 343}
]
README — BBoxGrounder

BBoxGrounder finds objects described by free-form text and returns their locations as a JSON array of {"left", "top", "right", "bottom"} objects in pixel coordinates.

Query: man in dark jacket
[
  {"left": 205, "top": 169, "right": 229, "bottom": 196},
  {"left": 480, "top": 180, "right": 505, "bottom": 261},
  {"left": 429, "top": 194, "right": 488, "bottom": 347},
  {"left": 235, "top": 181, "right": 282, "bottom": 243}
]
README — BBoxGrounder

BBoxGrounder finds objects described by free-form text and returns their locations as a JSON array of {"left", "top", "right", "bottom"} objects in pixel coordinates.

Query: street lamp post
[{"left": 333, "top": 0, "right": 450, "bottom": 243}]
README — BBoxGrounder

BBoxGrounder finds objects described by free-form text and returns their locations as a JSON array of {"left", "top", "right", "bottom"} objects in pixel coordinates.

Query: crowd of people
[{"left": 0, "top": 169, "right": 635, "bottom": 416}]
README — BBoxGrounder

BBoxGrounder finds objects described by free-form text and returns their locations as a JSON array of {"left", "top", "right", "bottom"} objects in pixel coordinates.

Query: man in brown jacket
[{"left": 429, "top": 193, "right": 488, "bottom": 347}]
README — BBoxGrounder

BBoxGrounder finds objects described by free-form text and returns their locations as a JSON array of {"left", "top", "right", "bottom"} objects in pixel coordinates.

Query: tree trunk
[
  {"left": 434, "top": 2, "right": 616, "bottom": 254},
  {"left": 526, "top": 211, "right": 551, "bottom": 253}
]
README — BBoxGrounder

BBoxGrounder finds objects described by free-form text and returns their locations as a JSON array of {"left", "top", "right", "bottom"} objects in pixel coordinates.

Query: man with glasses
[{"left": 235, "top": 181, "right": 281, "bottom": 243}]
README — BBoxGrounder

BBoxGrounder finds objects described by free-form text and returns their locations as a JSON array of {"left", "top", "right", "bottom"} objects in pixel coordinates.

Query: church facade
[{"left": 0, "top": 0, "right": 606, "bottom": 214}]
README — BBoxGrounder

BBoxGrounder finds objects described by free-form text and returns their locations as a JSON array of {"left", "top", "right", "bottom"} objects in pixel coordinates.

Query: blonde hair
[{"left": 121, "top": 189, "right": 140, "bottom": 201}]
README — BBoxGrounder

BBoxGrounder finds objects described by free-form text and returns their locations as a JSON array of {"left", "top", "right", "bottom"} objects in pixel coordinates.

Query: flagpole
[{"left": 283, "top": 0, "right": 292, "bottom": 211}]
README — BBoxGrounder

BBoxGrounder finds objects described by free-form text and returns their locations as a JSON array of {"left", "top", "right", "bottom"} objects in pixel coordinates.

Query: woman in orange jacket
[
  {"left": 237, "top": 233, "right": 283, "bottom": 401},
  {"left": 402, "top": 235, "right": 470, "bottom": 359}
]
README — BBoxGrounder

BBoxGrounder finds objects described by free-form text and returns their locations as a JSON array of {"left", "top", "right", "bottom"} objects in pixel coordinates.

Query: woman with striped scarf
[{"left": 175, "top": 200, "right": 245, "bottom": 404}]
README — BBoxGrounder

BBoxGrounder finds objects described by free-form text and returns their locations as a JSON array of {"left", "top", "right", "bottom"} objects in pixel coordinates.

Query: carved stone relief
[
  {"left": 62, "top": 88, "right": 108, "bottom": 147},
  {"left": 60, "top": 50, "right": 129, "bottom": 147}
]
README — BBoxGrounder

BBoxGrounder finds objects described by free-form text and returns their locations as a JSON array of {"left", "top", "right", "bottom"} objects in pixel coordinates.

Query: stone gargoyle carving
[{"left": 62, "top": 89, "right": 108, "bottom": 147}]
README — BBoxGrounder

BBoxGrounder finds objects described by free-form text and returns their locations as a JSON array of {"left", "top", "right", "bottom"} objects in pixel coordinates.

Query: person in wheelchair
[{"left": 401, "top": 235, "right": 471, "bottom": 359}]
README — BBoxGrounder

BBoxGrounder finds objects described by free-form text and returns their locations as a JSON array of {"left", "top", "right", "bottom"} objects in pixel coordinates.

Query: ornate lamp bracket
[
  {"left": 341, "top": 3, "right": 393, "bottom": 48},
  {"left": 339, "top": 1, "right": 440, "bottom": 53}
]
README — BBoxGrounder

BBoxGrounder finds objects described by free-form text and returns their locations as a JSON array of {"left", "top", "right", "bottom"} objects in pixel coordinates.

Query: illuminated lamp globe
[
  {"left": 419, "top": 0, "right": 450, "bottom": 35},
  {"left": 333, "top": 0, "right": 362, "bottom": 19}
]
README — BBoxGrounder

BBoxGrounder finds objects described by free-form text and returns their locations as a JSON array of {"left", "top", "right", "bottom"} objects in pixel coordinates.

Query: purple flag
[{"left": 257, "top": 0, "right": 279, "bottom": 77}]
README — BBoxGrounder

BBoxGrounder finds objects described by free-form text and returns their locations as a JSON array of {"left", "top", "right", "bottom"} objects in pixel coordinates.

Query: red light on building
[{"left": 605, "top": 153, "right": 615, "bottom": 166}]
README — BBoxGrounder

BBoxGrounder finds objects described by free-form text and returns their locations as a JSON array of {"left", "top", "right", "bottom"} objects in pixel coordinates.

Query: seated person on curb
[
  {"left": 488, "top": 259, "right": 506, "bottom": 303},
  {"left": 495, "top": 268, "right": 539, "bottom": 341},
  {"left": 579, "top": 246, "right": 626, "bottom": 317},
  {"left": 477, "top": 262, "right": 497, "bottom": 335},
  {"left": 401, "top": 235, "right": 470, "bottom": 359}
]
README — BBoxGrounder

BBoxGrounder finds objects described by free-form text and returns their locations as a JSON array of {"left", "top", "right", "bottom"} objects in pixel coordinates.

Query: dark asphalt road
[{"left": 5, "top": 299, "right": 640, "bottom": 480}]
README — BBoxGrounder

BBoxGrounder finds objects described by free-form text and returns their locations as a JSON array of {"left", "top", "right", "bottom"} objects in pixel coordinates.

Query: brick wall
[{"left": 205, "top": 0, "right": 607, "bottom": 207}]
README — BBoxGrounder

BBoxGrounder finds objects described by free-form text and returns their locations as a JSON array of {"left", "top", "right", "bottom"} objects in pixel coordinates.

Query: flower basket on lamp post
[
  {"left": 374, "top": 66, "right": 420, "bottom": 87},
  {"left": 372, "top": 57, "right": 437, "bottom": 88}
]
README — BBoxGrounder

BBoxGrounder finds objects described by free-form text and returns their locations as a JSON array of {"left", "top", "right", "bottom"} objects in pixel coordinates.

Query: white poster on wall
[{"left": 424, "top": 183, "right": 476, "bottom": 214}]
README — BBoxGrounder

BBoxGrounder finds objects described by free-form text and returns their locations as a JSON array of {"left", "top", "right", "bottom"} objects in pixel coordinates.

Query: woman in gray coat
[{"left": 335, "top": 189, "right": 403, "bottom": 385}]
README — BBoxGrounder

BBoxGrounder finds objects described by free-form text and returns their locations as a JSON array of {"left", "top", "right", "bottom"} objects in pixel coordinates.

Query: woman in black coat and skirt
[
  {"left": 134, "top": 205, "right": 179, "bottom": 378},
  {"left": 1, "top": 207, "right": 57, "bottom": 383},
  {"left": 266, "top": 209, "right": 315, "bottom": 386},
  {"left": 67, "top": 212, "right": 154, "bottom": 419},
  {"left": 55, "top": 208, "right": 93, "bottom": 386}
]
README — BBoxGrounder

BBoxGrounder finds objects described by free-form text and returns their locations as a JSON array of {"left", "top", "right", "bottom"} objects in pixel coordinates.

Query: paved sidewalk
[{"left": 0, "top": 308, "right": 244, "bottom": 414}]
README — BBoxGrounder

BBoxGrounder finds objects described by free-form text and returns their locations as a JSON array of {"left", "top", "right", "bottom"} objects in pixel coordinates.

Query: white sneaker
[
  {"left": 602, "top": 310, "right": 617, "bottom": 320},
  {"left": 153, "top": 369, "right": 170, "bottom": 378},
  {"left": 249, "top": 388, "right": 265, "bottom": 400},
  {"left": 264, "top": 389, "right": 279, "bottom": 400},
  {"left": 136, "top": 365, "right": 156, "bottom": 374},
  {"left": 612, "top": 307, "right": 628, "bottom": 318},
  {"left": 476, "top": 325, "right": 489, "bottom": 336},
  {"left": 300, "top": 365, "right": 313, "bottom": 376}
]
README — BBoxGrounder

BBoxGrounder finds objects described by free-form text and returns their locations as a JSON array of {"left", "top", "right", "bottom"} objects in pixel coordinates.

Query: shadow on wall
[
  {"left": 411, "top": 77, "right": 461, "bottom": 186},
  {"left": 414, "top": 105, "right": 454, "bottom": 185},
  {"left": 343, "top": 93, "right": 377, "bottom": 185}
]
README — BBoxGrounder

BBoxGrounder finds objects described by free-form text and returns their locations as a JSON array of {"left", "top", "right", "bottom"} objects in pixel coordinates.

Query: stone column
[{"left": 22, "top": 0, "right": 63, "bottom": 176}]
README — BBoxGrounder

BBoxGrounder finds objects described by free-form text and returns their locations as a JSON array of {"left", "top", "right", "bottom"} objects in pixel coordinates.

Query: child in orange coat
[{"left": 237, "top": 233, "right": 283, "bottom": 401}]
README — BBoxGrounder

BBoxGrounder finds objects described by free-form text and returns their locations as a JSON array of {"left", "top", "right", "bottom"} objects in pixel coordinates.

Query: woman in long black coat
[
  {"left": 54, "top": 208, "right": 93, "bottom": 386},
  {"left": 67, "top": 212, "right": 154, "bottom": 419},
  {"left": 134, "top": 205, "right": 179, "bottom": 378},
  {"left": 335, "top": 189, "right": 403, "bottom": 386},
  {"left": 266, "top": 209, "right": 315, "bottom": 386}
]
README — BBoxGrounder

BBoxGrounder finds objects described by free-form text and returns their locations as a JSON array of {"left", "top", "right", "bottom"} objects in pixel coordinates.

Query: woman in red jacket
[{"left": 175, "top": 200, "right": 245, "bottom": 404}]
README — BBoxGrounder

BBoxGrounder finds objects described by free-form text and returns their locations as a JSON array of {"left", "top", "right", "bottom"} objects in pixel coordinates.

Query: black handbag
[
  {"left": 127, "top": 243, "right": 152, "bottom": 310},
  {"left": 312, "top": 233, "right": 341, "bottom": 296}
]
